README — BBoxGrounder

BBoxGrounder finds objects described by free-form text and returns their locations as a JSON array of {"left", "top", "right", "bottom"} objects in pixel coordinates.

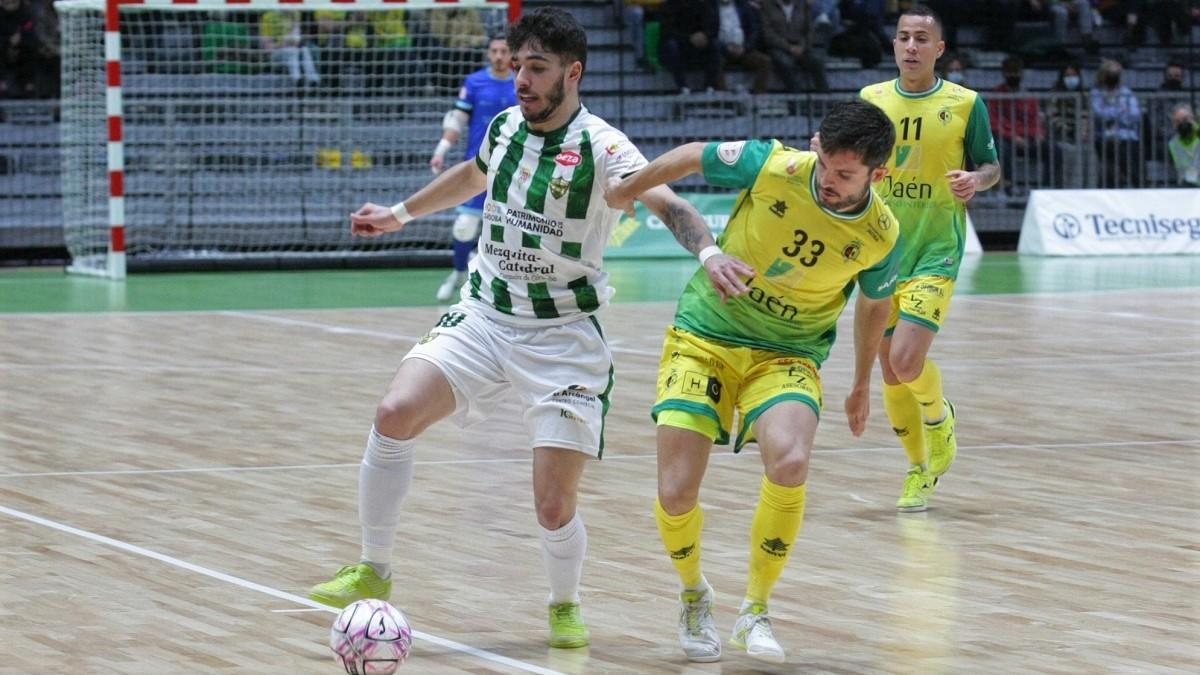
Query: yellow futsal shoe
[
  {"left": 548, "top": 602, "right": 590, "bottom": 648},
  {"left": 896, "top": 465, "right": 939, "bottom": 512},
  {"left": 308, "top": 563, "right": 392, "bottom": 609},
  {"left": 926, "top": 399, "right": 957, "bottom": 478}
]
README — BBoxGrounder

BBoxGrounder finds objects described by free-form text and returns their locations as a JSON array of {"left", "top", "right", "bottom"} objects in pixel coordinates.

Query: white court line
[
  {"left": 956, "top": 295, "right": 1200, "bottom": 326},
  {"left": 0, "top": 504, "right": 564, "bottom": 675},
  {"left": 221, "top": 311, "right": 654, "bottom": 357},
  {"left": 2, "top": 438, "right": 1194, "bottom": 480}
]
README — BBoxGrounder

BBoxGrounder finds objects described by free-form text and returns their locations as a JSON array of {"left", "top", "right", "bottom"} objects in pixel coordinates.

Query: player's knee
[
  {"left": 534, "top": 493, "right": 575, "bottom": 529},
  {"left": 765, "top": 447, "right": 810, "bottom": 487},
  {"left": 452, "top": 214, "right": 480, "bottom": 242},
  {"left": 374, "top": 394, "right": 423, "bottom": 440},
  {"left": 889, "top": 349, "right": 925, "bottom": 383},
  {"left": 657, "top": 481, "right": 701, "bottom": 515}
]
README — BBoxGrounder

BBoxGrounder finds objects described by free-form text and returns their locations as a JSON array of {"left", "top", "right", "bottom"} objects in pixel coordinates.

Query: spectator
[
  {"left": 714, "top": 0, "right": 771, "bottom": 94},
  {"left": 312, "top": 10, "right": 347, "bottom": 86},
  {"left": 1160, "top": 60, "right": 1185, "bottom": 92},
  {"left": 368, "top": 10, "right": 416, "bottom": 91},
  {"left": 810, "top": 0, "right": 842, "bottom": 37},
  {"left": 2, "top": 0, "right": 46, "bottom": 98},
  {"left": 761, "top": 0, "right": 829, "bottom": 93},
  {"left": 987, "top": 1, "right": 1096, "bottom": 53},
  {"left": 830, "top": 0, "right": 889, "bottom": 68},
  {"left": 430, "top": 8, "right": 486, "bottom": 94},
  {"left": 939, "top": 51, "right": 968, "bottom": 87},
  {"left": 202, "top": 11, "right": 254, "bottom": 75},
  {"left": 258, "top": 10, "right": 320, "bottom": 87},
  {"left": 29, "top": 0, "right": 57, "bottom": 96},
  {"left": 1166, "top": 103, "right": 1199, "bottom": 186},
  {"left": 1127, "top": 0, "right": 1190, "bottom": 46},
  {"left": 659, "top": 0, "right": 721, "bottom": 94},
  {"left": 1048, "top": 62, "right": 1091, "bottom": 185},
  {"left": 615, "top": 0, "right": 664, "bottom": 70},
  {"left": 990, "top": 55, "right": 1064, "bottom": 192},
  {"left": 1091, "top": 59, "right": 1142, "bottom": 188}
]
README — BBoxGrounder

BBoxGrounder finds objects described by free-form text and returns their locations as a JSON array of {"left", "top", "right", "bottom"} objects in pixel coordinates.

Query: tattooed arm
[{"left": 605, "top": 143, "right": 755, "bottom": 302}]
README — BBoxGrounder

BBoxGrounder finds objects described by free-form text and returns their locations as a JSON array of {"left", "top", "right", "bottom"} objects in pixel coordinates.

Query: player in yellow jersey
[
  {"left": 606, "top": 100, "right": 901, "bottom": 664},
  {"left": 860, "top": 4, "right": 1000, "bottom": 512}
]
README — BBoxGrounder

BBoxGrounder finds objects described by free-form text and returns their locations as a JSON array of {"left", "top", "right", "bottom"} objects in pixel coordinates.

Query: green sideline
[{"left": 1, "top": 253, "right": 1197, "bottom": 314}]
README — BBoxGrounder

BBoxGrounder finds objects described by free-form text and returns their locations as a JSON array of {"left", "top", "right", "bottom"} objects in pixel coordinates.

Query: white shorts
[{"left": 402, "top": 302, "right": 614, "bottom": 457}]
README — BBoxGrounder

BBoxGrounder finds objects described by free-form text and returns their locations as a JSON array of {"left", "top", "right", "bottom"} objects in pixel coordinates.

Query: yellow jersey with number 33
[
  {"left": 860, "top": 78, "right": 997, "bottom": 280},
  {"left": 672, "top": 139, "right": 901, "bottom": 367}
]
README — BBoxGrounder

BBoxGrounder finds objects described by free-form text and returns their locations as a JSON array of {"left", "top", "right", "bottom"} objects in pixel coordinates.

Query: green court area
[{"left": 1, "top": 253, "right": 1198, "bottom": 314}]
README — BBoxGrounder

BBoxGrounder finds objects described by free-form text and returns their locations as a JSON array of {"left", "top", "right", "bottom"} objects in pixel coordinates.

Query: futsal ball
[{"left": 329, "top": 598, "right": 412, "bottom": 674}]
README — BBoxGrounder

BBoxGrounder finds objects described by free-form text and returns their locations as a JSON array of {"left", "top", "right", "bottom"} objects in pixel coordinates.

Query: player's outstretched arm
[
  {"left": 604, "top": 142, "right": 707, "bottom": 213},
  {"left": 350, "top": 159, "right": 487, "bottom": 237},
  {"left": 844, "top": 292, "right": 892, "bottom": 436},
  {"left": 637, "top": 184, "right": 754, "bottom": 303}
]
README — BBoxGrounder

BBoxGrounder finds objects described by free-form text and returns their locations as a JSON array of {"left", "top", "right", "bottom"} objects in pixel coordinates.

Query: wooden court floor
[{"left": 2, "top": 276, "right": 1198, "bottom": 673}]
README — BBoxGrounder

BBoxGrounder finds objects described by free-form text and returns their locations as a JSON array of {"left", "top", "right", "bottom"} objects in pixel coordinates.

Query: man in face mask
[
  {"left": 1167, "top": 103, "right": 1199, "bottom": 187},
  {"left": 1090, "top": 58, "right": 1143, "bottom": 188},
  {"left": 988, "top": 55, "right": 1063, "bottom": 192},
  {"left": 1161, "top": 61, "right": 1185, "bottom": 92}
]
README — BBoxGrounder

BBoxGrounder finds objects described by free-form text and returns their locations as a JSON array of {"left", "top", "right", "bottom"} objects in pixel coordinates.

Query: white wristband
[
  {"left": 390, "top": 201, "right": 414, "bottom": 225},
  {"left": 433, "top": 138, "right": 452, "bottom": 159},
  {"left": 698, "top": 245, "right": 722, "bottom": 265}
]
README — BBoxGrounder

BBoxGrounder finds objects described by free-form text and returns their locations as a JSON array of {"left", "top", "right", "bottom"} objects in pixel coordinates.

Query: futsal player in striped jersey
[{"left": 308, "top": 7, "right": 754, "bottom": 650}]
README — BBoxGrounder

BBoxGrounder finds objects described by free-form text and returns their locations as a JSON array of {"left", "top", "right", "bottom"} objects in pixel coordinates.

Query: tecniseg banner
[{"left": 1018, "top": 189, "right": 1200, "bottom": 255}]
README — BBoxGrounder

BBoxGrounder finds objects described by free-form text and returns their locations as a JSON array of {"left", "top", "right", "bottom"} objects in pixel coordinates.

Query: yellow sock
[
  {"left": 905, "top": 359, "right": 946, "bottom": 423},
  {"left": 884, "top": 381, "right": 927, "bottom": 466},
  {"left": 745, "top": 476, "right": 806, "bottom": 605},
  {"left": 654, "top": 498, "right": 704, "bottom": 589}
]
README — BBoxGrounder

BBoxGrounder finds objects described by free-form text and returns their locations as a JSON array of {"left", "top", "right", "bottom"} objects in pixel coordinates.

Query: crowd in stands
[{"left": 2, "top": 0, "right": 1198, "bottom": 186}]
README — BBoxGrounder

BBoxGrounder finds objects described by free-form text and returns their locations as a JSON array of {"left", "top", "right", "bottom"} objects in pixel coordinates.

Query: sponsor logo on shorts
[{"left": 681, "top": 371, "right": 721, "bottom": 403}]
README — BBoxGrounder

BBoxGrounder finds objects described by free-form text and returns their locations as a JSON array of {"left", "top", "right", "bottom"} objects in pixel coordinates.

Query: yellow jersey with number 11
[{"left": 860, "top": 78, "right": 997, "bottom": 280}]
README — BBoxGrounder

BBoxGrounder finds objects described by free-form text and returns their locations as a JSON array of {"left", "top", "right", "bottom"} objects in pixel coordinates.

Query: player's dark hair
[
  {"left": 489, "top": 31, "right": 507, "bottom": 45},
  {"left": 899, "top": 3, "right": 943, "bottom": 35},
  {"left": 818, "top": 100, "right": 896, "bottom": 170},
  {"left": 507, "top": 8, "right": 588, "bottom": 74}
]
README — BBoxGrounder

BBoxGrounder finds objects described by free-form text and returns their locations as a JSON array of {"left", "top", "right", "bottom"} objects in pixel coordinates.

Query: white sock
[
  {"left": 359, "top": 426, "right": 415, "bottom": 577},
  {"left": 540, "top": 512, "right": 587, "bottom": 605}
]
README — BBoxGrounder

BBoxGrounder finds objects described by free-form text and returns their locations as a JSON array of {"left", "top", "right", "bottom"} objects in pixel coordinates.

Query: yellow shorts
[
  {"left": 652, "top": 326, "right": 823, "bottom": 452},
  {"left": 886, "top": 276, "right": 956, "bottom": 335}
]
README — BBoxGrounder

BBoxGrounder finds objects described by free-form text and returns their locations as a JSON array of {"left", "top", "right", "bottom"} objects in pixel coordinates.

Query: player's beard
[
  {"left": 820, "top": 182, "right": 871, "bottom": 212},
  {"left": 521, "top": 75, "right": 567, "bottom": 124}
]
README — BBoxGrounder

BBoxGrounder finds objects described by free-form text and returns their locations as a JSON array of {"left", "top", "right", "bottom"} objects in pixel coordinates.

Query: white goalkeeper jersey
[{"left": 466, "top": 104, "right": 648, "bottom": 326}]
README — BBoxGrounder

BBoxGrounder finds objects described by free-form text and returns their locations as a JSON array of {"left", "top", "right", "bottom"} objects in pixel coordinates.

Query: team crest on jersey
[
  {"left": 717, "top": 141, "right": 745, "bottom": 165},
  {"left": 842, "top": 239, "right": 864, "bottom": 263},
  {"left": 518, "top": 167, "right": 531, "bottom": 185},
  {"left": 555, "top": 151, "right": 582, "bottom": 166},
  {"left": 549, "top": 176, "right": 570, "bottom": 199},
  {"left": 938, "top": 107, "right": 953, "bottom": 125}
]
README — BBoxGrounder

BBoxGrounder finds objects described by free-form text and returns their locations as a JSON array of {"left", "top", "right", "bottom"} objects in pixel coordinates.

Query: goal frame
[{"left": 72, "top": 0, "right": 519, "bottom": 280}]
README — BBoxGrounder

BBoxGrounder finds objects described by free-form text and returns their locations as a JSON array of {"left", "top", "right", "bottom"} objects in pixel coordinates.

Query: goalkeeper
[{"left": 429, "top": 31, "right": 517, "bottom": 302}]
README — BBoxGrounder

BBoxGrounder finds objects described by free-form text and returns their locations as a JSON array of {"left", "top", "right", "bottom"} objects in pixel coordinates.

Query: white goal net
[{"left": 57, "top": 0, "right": 512, "bottom": 276}]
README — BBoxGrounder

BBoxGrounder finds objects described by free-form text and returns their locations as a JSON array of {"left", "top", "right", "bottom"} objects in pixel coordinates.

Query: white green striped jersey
[{"left": 467, "top": 104, "right": 647, "bottom": 326}]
